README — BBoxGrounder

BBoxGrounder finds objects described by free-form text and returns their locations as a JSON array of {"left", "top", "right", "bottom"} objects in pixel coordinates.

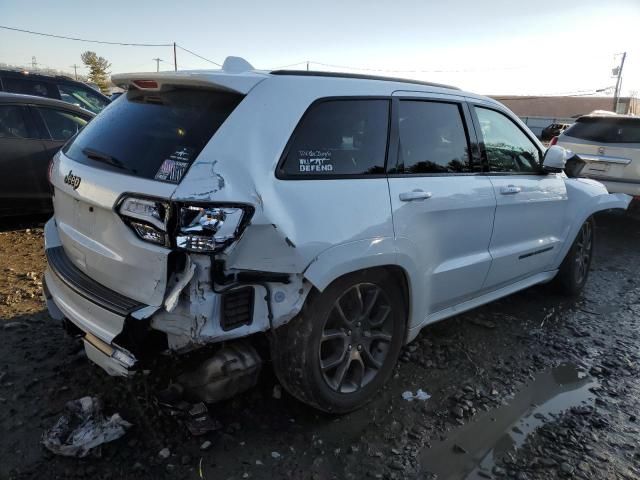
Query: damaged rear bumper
[{"left": 43, "top": 268, "right": 138, "bottom": 376}]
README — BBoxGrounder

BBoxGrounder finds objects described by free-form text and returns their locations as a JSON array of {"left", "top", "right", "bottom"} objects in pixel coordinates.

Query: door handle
[
  {"left": 399, "top": 190, "right": 432, "bottom": 202},
  {"left": 500, "top": 185, "right": 522, "bottom": 195}
]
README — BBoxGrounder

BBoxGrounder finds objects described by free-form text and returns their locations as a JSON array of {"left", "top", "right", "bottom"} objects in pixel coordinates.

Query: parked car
[
  {"left": 43, "top": 59, "right": 630, "bottom": 413},
  {"left": 541, "top": 122, "right": 571, "bottom": 142},
  {"left": 554, "top": 113, "right": 640, "bottom": 196},
  {"left": 0, "top": 69, "right": 110, "bottom": 114},
  {"left": 0, "top": 92, "right": 94, "bottom": 216}
]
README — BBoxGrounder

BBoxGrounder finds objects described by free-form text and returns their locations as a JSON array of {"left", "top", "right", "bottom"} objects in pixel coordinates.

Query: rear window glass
[
  {"left": 3, "top": 77, "right": 58, "bottom": 99},
  {"left": 63, "top": 88, "right": 243, "bottom": 183},
  {"left": 280, "top": 99, "right": 389, "bottom": 176},
  {"left": 564, "top": 117, "right": 640, "bottom": 143}
]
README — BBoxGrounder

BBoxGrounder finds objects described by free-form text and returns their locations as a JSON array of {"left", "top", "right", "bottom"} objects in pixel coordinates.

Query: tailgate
[
  {"left": 50, "top": 152, "right": 177, "bottom": 306},
  {"left": 559, "top": 137, "right": 640, "bottom": 181}
]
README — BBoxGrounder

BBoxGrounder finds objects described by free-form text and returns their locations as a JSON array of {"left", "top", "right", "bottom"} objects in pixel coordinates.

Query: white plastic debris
[
  {"left": 271, "top": 451, "right": 282, "bottom": 459},
  {"left": 42, "top": 396, "right": 131, "bottom": 457},
  {"left": 402, "top": 389, "right": 431, "bottom": 402}
]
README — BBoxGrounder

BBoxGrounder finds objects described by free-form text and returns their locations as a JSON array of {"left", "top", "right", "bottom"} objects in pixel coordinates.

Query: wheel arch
[{"left": 302, "top": 238, "right": 416, "bottom": 342}]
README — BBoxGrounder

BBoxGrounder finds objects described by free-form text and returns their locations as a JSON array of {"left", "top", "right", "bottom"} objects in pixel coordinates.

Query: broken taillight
[{"left": 175, "top": 204, "right": 253, "bottom": 253}]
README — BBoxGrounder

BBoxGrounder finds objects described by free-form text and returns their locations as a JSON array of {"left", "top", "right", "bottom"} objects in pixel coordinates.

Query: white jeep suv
[{"left": 43, "top": 57, "right": 630, "bottom": 413}]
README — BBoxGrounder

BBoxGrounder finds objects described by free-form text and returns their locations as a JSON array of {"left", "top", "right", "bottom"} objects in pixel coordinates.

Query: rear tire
[
  {"left": 552, "top": 217, "right": 595, "bottom": 296},
  {"left": 271, "top": 269, "right": 406, "bottom": 413}
]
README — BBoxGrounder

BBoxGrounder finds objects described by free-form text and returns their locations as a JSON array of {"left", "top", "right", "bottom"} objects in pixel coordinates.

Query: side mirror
[{"left": 543, "top": 145, "right": 572, "bottom": 172}]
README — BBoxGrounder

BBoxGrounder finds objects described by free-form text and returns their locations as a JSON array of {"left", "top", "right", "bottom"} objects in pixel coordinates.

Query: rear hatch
[
  {"left": 50, "top": 75, "right": 253, "bottom": 306},
  {"left": 558, "top": 116, "right": 640, "bottom": 181}
]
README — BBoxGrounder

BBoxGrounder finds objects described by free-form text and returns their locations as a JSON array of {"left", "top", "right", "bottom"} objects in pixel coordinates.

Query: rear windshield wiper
[{"left": 82, "top": 148, "right": 136, "bottom": 173}]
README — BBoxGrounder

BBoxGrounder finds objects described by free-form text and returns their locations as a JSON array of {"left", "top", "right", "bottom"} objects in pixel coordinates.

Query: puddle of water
[{"left": 420, "top": 364, "right": 599, "bottom": 479}]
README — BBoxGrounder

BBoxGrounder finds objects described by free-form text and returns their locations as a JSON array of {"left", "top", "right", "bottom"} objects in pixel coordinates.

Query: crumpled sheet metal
[{"left": 42, "top": 396, "right": 132, "bottom": 457}]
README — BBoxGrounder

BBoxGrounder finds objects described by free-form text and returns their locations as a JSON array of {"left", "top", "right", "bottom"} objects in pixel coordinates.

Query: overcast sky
[{"left": 1, "top": 0, "right": 638, "bottom": 96}]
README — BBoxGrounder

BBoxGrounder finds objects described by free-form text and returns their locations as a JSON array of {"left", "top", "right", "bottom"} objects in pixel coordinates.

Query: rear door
[
  {"left": 470, "top": 103, "right": 568, "bottom": 289},
  {"left": 0, "top": 103, "right": 48, "bottom": 214},
  {"left": 387, "top": 93, "right": 496, "bottom": 315}
]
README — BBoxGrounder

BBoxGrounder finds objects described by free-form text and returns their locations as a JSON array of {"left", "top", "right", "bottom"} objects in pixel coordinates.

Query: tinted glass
[
  {"left": 396, "top": 101, "right": 471, "bottom": 174},
  {"left": 3, "top": 77, "right": 58, "bottom": 98},
  {"left": 38, "top": 108, "right": 89, "bottom": 141},
  {"left": 564, "top": 117, "right": 640, "bottom": 143},
  {"left": 281, "top": 100, "right": 389, "bottom": 176},
  {"left": 0, "top": 105, "right": 30, "bottom": 139},
  {"left": 475, "top": 107, "right": 540, "bottom": 173},
  {"left": 58, "top": 84, "right": 109, "bottom": 114},
  {"left": 63, "top": 88, "right": 243, "bottom": 183}
]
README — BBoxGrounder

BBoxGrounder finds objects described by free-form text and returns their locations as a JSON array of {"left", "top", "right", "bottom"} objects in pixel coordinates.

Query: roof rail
[{"left": 270, "top": 69, "right": 460, "bottom": 90}]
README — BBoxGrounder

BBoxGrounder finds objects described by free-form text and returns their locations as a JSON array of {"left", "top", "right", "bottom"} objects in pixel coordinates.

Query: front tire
[
  {"left": 271, "top": 269, "right": 406, "bottom": 413},
  {"left": 553, "top": 217, "right": 595, "bottom": 295}
]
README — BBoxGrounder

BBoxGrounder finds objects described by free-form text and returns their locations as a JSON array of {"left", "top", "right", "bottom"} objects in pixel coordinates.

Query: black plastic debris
[{"left": 42, "top": 396, "right": 131, "bottom": 457}]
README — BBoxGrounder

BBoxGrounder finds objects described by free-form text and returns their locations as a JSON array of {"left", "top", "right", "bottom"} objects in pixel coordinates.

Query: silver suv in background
[{"left": 554, "top": 113, "right": 640, "bottom": 196}]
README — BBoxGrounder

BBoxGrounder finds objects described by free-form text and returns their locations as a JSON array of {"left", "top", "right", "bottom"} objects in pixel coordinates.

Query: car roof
[
  {"left": 0, "top": 92, "right": 96, "bottom": 116},
  {"left": 0, "top": 69, "right": 111, "bottom": 101}
]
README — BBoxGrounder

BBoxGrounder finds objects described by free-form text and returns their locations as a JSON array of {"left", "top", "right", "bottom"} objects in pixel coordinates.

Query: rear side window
[
  {"left": 395, "top": 101, "right": 471, "bottom": 174},
  {"left": 0, "top": 105, "right": 30, "bottom": 139},
  {"left": 475, "top": 107, "right": 540, "bottom": 173},
  {"left": 564, "top": 117, "right": 640, "bottom": 143},
  {"left": 37, "top": 108, "right": 89, "bottom": 141},
  {"left": 3, "top": 77, "right": 58, "bottom": 99},
  {"left": 63, "top": 88, "right": 243, "bottom": 183},
  {"left": 280, "top": 99, "right": 389, "bottom": 177},
  {"left": 58, "top": 83, "right": 109, "bottom": 114}
]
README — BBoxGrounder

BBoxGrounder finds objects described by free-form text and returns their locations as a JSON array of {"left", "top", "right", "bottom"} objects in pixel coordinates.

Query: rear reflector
[
  {"left": 132, "top": 79, "right": 159, "bottom": 89},
  {"left": 221, "top": 287, "right": 254, "bottom": 331},
  {"left": 549, "top": 136, "right": 558, "bottom": 146}
]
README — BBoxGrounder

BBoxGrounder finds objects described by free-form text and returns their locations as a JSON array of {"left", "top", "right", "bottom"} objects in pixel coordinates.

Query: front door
[
  {"left": 471, "top": 104, "right": 568, "bottom": 289},
  {"left": 387, "top": 95, "right": 496, "bottom": 319}
]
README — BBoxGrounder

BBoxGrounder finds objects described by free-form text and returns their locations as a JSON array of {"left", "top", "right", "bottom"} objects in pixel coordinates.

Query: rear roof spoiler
[{"left": 112, "top": 57, "right": 268, "bottom": 95}]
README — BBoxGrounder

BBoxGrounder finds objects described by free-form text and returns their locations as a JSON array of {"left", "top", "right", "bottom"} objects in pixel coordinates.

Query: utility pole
[
  {"left": 31, "top": 56, "right": 38, "bottom": 71},
  {"left": 612, "top": 52, "right": 627, "bottom": 113},
  {"left": 153, "top": 57, "right": 163, "bottom": 72},
  {"left": 173, "top": 42, "right": 177, "bottom": 71},
  {"left": 306, "top": 61, "right": 309, "bottom": 71},
  {"left": 70, "top": 64, "right": 79, "bottom": 80}
]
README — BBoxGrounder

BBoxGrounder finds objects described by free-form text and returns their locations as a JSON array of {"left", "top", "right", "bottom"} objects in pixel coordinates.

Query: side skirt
[{"left": 406, "top": 270, "right": 558, "bottom": 342}]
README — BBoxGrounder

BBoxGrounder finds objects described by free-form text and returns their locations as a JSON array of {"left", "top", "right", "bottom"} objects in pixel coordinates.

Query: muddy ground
[{"left": 1, "top": 211, "right": 639, "bottom": 480}]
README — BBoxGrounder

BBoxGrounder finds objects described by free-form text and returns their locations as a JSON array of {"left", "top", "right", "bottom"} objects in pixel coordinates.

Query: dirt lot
[{"left": 1, "top": 211, "right": 640, "bottom": 480}]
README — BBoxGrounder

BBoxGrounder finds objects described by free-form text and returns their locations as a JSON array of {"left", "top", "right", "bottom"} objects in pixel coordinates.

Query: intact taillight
[
  {"left": 47, "top": 157, "right": 55, "bottom": 185},
  {"left": 549, "top": 136, "right": 558, "bottom": 146}
]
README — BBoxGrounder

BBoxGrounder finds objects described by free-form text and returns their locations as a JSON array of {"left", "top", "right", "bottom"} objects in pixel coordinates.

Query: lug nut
[
  {"left": 348, "top": 344, "right": 352, "bottom": 350},
  {"left": 347, "top": 330, "right": 352, "bottom": 335},
  {"left": 357, "top": 345, "right": 362, "bottom": 351},
  {"left": 356, "top": 322, "right": 361, "bottom": 327}
]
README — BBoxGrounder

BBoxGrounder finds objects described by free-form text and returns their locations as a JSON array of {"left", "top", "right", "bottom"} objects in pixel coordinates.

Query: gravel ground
[{"left": 0, "top": 210, "right": 639, "bottom": 480}]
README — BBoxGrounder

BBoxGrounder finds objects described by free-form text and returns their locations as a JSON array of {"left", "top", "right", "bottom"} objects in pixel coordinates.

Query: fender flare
[{"left": 552, "top": 179, "right": 631, "bottom": 267}]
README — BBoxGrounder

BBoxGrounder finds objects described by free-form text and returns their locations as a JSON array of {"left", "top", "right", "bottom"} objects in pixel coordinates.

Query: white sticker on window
[{"left": 298, "top": 150, "right": 334, "bottom": 173}]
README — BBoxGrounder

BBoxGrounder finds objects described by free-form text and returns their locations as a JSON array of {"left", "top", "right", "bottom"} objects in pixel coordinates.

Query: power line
[
  {"left": 175, "top": 45, "right": 222, "bottom": 67},
  {"left": 0, "top": 24, "right": 172, "bottom": 46},
  {"left": 306, "top": 61, "right": 527, "bottom": 74}
]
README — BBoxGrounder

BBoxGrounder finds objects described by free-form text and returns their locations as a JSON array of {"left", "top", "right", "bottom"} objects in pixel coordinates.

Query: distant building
[
  {"left": 491, "top": 95, "right": 639, "bottom": 117},
  {"left": 489, "top": 95, "right": 639, "bottom": 138}
]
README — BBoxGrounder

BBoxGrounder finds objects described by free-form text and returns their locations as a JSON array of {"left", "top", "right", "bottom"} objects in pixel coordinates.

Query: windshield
[
  {"left": 564, "top": 117, "right": 640, "bottom": 143},
  {"left": 63, "top": 88, "right": 243, "bottom": 183}
]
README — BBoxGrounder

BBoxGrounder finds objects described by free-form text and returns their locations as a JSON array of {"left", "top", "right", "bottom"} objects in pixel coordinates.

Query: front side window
[
  {"left": 58, "top": 84, "right": 109, "bottom": 114},
  {"left": 475, "top": 107, "right": 540, "bottom": 173},
  {"left": 395, "top": 101, "right": 471, "bottom": 174},
  {"left": 280, "top": 99, "right": 389, "bottom": 176},
  {"left": 37, "top": 108, "right": 89, "bottom": 141},
  {"left": 3, "top": 77, "right": 57, "bottom": 99},
  {"left": 0, "top": 105, "right": 30, "bottom": 139}
]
